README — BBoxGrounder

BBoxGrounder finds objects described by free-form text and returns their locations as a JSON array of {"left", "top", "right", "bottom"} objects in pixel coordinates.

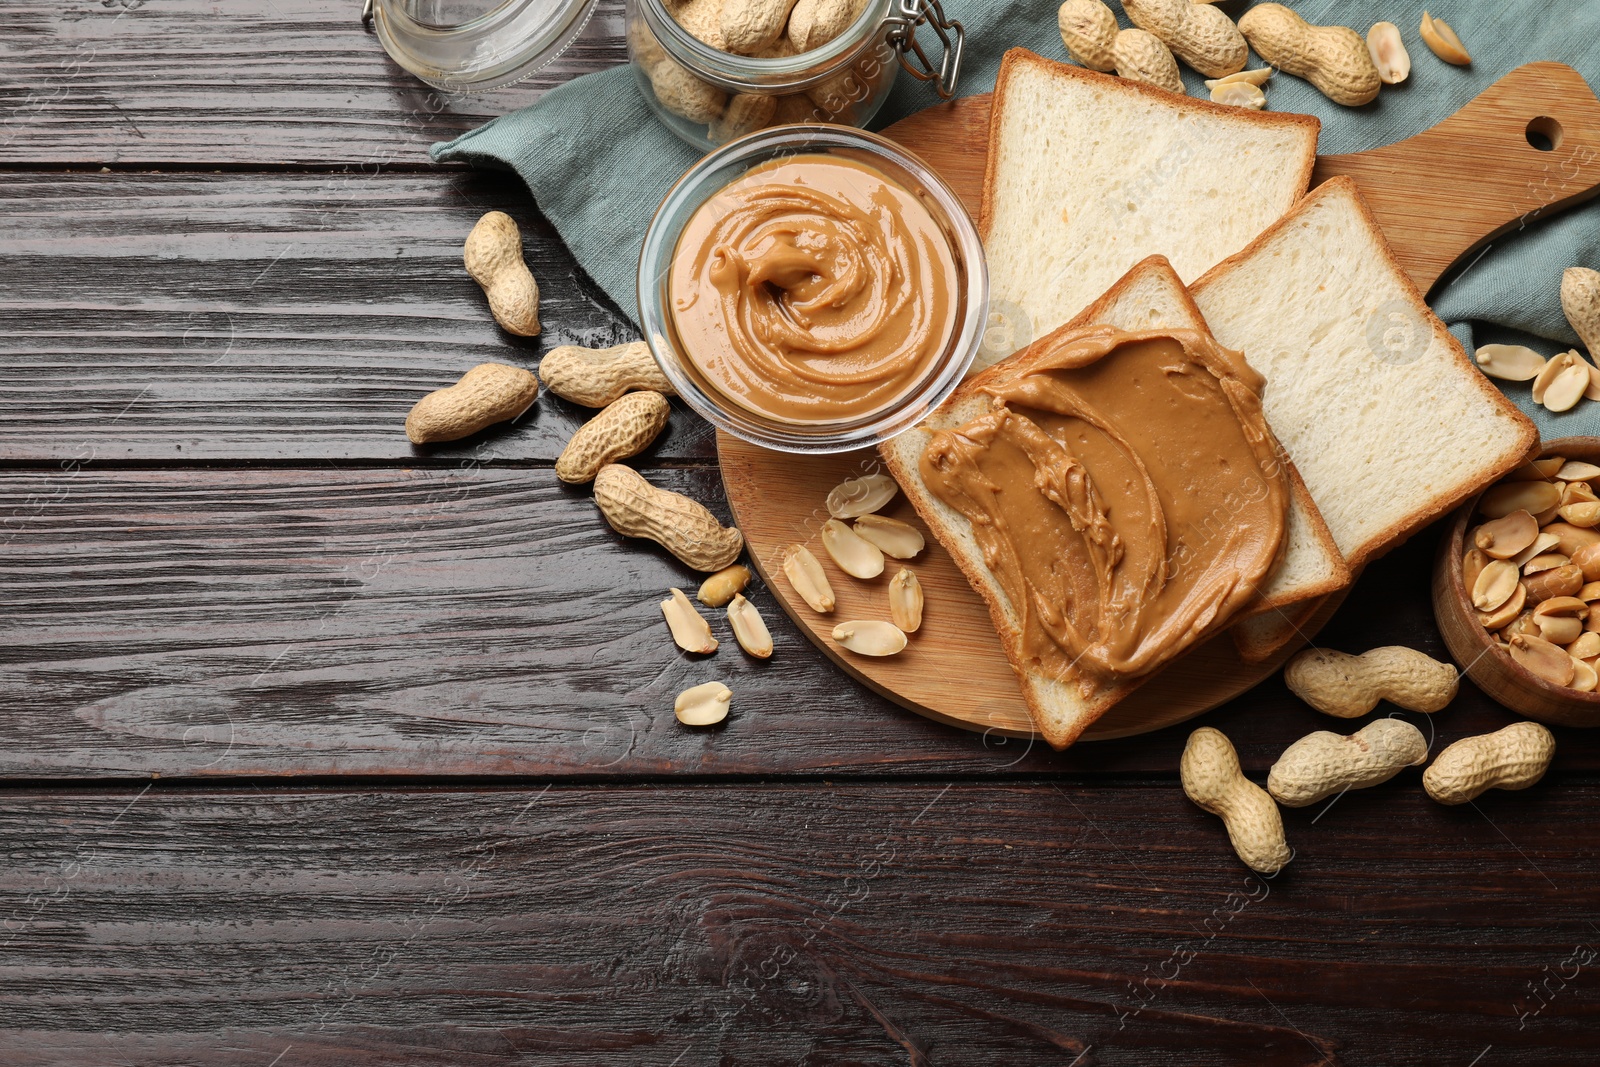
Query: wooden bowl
[{"left": 1432, "top": 436, "right": 1600, "bottom": 727}]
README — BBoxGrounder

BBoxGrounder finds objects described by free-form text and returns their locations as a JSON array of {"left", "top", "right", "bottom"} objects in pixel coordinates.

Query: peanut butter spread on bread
[
  {"left": 669, "top": 154, "right": 958, "bottom": 425},
  {"left": 920, "top": 326, "right": 1288, "bottom": 687}
]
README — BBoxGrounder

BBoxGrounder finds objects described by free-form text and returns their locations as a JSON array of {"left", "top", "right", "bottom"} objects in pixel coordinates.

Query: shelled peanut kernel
[{"left": 1466, "top": 454, "right": 1600, "bottom": 691}]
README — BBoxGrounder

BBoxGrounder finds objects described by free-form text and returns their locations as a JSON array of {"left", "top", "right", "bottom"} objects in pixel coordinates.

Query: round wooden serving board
[
  {"left": 721, "top": 440, "right": 1347, "bottom": 740},
  {"left": 719, "top": 61, "right": 1600, "bottom": 741}
]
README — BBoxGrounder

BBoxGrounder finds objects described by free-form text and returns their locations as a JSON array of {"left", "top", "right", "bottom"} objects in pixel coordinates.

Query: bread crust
[
  {"left": 1190, "top": 176, "right": 1542, "bottom": 572},
  {"left": 978, "top": 48, "right": 1322, "bottom": 243}
]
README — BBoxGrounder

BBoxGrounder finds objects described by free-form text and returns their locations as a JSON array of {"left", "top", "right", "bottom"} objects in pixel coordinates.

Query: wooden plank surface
[
  {"left": 0, "top": 170, "right": 716, "bottom": 464},
  {"left": 0, "top": 783, "right": 1595, "bottom": 1065},
  {"left": 5, "top": 0, "right": 1594, "bottom": 1059},
  {"left": 0, "top": 0, "right": 629, "bottom": 166},
  {"left": 1, "top": 466, "right": 1586, "bottom": 779},
  {"left": 2, "top": 0, "right": 1598, "bottom": 1058}
]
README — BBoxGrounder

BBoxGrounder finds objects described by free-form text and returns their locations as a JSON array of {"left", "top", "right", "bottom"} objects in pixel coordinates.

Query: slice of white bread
[
  {"left": 977, "top": 48, "right": 1321, "bottom": 373},
  {"left": 880, "top": 256, "right": 1327, "bottom": 748},
  {"left": 1190, "top": 177, "right": 1539, "bottom": 573}
]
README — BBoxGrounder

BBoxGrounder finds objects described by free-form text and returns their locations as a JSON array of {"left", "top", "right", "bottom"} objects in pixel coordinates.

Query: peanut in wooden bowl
[{"left": 1432, "top": 436, "right": 1600, "bottom": 727}]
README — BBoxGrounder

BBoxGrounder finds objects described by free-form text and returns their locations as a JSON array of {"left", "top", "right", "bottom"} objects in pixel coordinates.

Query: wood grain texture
[
  {"left": 0, "top": 783, "right": 1596, "bottom": 1065},
  {"left": 0, "top": 464, "right": 1046, "bottom": 778},
  {"left": 0, "top": 170, "right": 711, "bottom": 463},
  {"left": 0, "top": 170, "right": 707, "bottom": 463},
  {"left": 881, "top": 94, "right": 990, "bottom": 219},
  {"left": 4, "top": 4, "right": 1593, "bottom": 1057},
  {"left": 0, "top": 0, "right": 629, "bottom": 166},
  {"left": 719, "top": 437, "right": 1339, "bottom": 742},
  {"left": 0, "top": 466, "right": 1590, "bottom": 779}
]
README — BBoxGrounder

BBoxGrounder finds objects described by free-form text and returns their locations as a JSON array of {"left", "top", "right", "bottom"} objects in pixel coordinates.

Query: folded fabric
[{"left": 433, "top": 0, "right": 1600, "bottom": 433}]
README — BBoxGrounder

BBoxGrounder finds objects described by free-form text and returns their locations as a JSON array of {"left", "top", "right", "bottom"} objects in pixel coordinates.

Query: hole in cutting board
[{"left": 1526, "top": 116, "right": 1564, "bottom": 152}]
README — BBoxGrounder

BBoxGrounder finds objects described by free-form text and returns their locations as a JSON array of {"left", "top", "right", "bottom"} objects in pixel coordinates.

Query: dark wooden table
[{"left": 2, "top": 3, "right": 1595, "bottom": 1063}]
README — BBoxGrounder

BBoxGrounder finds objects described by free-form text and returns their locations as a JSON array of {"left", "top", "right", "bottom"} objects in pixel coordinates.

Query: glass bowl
[
  {"left": 370, "top": 0, "right": 599, "bottom": 93},
  {"left": 637, "top": 125, "right": 988, "bottom": 454}
]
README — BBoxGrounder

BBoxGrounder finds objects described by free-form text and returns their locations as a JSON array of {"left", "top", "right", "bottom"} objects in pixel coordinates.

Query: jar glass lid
[{"left": 370, "top": 0, "right": 601, "bottom": 93}]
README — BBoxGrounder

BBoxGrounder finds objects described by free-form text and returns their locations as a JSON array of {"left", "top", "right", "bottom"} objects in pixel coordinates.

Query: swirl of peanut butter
[{"left": 669, "top": 154, "right": 959, "bottom": 425}]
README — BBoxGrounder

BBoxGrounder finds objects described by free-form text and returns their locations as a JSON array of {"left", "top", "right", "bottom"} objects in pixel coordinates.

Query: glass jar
[
  {"left": 366, "top": 0, "right": 600, "bottom": 93},
  {"left": 626, "top": 0, "right": 965, "bottom": 152},
  {"left": 638, "top": 125, "right": 988, "bottom": 453}
]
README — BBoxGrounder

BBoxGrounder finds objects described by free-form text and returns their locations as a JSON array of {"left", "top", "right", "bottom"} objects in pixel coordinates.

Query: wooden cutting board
[
  {"left": 845, "top": 61, "right": 1600, "bottom": 293},
  {"left": 719, "top": 61, "right": 1600, "bottom": 741}
]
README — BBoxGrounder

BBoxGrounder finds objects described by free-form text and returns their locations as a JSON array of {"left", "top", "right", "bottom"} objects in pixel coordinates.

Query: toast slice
[
  {"left": 1190, "top": 177, "right": 1540, "bottom": 572},
  {"left": 977, "top": 48, "right": 1321, "bottom": 373},
  {"left": 881, "top": 256, "right": 1323, "bottom": 748}
]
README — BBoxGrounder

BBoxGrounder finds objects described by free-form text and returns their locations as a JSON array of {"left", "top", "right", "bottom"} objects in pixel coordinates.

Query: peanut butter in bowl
[
  {"left": 637, "top": 126, "right": 989, "bottom": 454},
  {"left": 669, "top": 153, "right": 960, "bottom": 425}
]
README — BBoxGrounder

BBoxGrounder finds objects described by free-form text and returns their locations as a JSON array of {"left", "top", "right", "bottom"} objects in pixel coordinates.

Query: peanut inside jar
[{"left": 668, "top": 153, "right": 959, "bottom": 425}]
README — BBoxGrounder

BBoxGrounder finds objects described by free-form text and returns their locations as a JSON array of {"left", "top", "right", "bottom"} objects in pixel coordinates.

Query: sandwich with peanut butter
[
  {"left": 883, "top": 257, "right": 1300, "bottom": 747},
  {"left": 976, "top": 48, "right": 1352, "bottom": 665},
  {"left": 880, "top": 49, "right": 1539, "bottom": 748}
]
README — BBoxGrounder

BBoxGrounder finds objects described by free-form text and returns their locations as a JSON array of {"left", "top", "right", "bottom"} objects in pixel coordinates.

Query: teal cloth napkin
[{"left": 433, "top": 1, "right": 1600, "bottom": 435}]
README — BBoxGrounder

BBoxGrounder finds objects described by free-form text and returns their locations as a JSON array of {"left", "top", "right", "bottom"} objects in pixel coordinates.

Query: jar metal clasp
[{"left": 885, "top": 0, "right": 966, "bottom": 99}]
